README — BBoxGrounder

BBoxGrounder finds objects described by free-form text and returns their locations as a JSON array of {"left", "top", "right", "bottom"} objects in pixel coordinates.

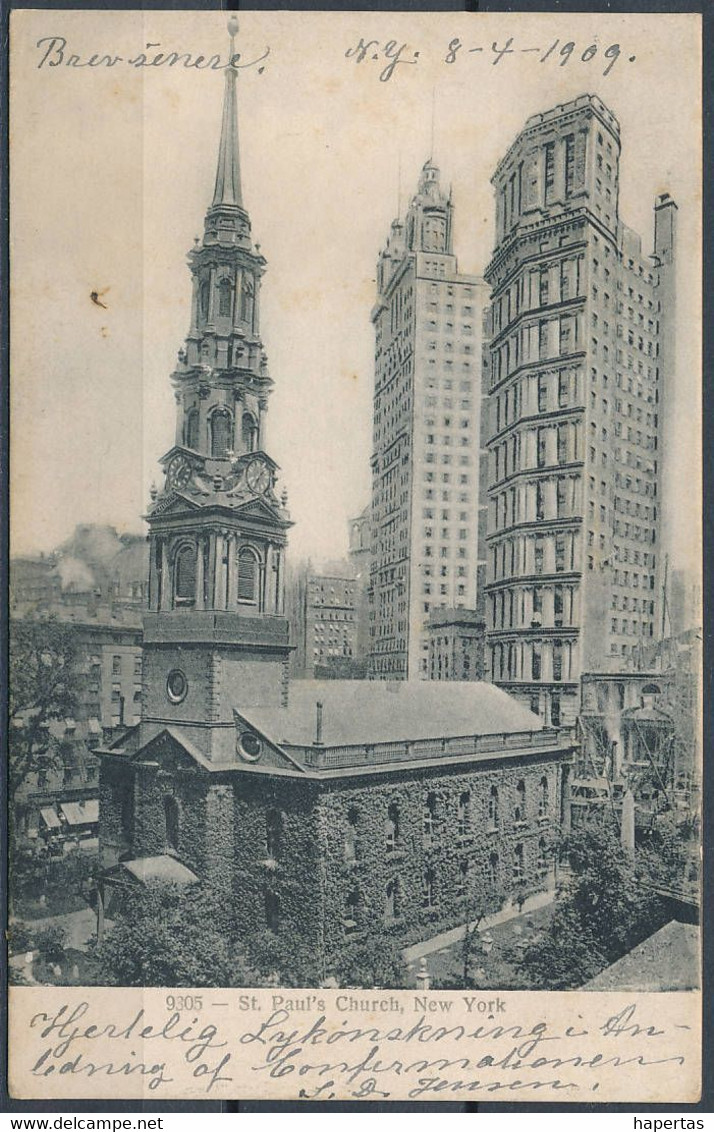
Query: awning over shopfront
[
  {"left": 40, "top": 807, "right": 61, "bottom": 829},
  {"left": 60, "top": 800, "right": 99, "bottom": 826}
]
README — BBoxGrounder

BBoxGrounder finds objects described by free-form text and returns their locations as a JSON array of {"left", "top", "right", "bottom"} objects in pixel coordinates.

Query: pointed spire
[{"left": 212, "top": 15, "right": 243, "bottom": 210}]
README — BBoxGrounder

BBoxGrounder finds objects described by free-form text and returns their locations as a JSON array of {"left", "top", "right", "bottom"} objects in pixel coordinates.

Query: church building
[{"left": 97, "top": 20, "right": 575, "bottom": 979}]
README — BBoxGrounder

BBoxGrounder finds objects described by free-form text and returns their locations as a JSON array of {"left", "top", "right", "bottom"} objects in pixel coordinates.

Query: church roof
[{"left": 244, "top": 679, "right": 543, "bottom": 749}]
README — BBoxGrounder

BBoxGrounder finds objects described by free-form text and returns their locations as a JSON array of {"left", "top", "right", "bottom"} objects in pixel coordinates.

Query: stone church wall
[{"left": 316, "top": 755, "right": 560, "bottom": 965}]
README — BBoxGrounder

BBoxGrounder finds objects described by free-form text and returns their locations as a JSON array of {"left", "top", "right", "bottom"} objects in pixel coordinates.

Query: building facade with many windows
[
  {"left": 287, "top": 566, "right": 361, "bottom": 679},
  {"left": 96, "top": 32, "right": 576, "bottom": 971},
  {"left": 483, "top": 94, "right": 677, "bottom": 726},
  {"left": 368, "top": 161, "right": 489, "bottom": 679}
]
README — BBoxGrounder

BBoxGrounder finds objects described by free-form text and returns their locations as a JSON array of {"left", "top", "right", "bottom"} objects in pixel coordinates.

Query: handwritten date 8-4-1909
[{"left": 345, "top": 36, "right": 633, "bottom": 81}]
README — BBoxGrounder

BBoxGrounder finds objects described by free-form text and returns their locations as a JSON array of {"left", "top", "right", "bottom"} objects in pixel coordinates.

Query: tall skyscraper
[
  {"left": 483, "top": 94, "right": 677, "bottom": 727},
  {"left": 368, "top": 161, "right": 489, "bottom": 680}
]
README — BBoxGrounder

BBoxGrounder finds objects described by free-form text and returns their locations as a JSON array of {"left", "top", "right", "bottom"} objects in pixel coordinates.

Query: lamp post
[{"left": 473, "top": 931, "right": 494, "bottom": 984}]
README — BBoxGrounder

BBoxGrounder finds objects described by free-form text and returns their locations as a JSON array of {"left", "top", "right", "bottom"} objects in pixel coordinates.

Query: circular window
[
  {"left": 238, "top": 731, "right": 263, "bottom": 762},
  {"left": 166, "top": 669, "right": 188, "bottom": 704}
]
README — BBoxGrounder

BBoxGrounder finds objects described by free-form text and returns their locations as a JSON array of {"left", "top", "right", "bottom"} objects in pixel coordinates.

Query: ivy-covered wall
[
  {"left": 99, "top": 759, "right": 132, "bottom": 868},
  {"left": 316, "top": 754, "right": 562, "bottom": 965},
  {"left": 230, "top": 775, "right": 324, "bottom": 960},
  {"left": 101, "top": 736, "right": 566, "bottom": 976}
]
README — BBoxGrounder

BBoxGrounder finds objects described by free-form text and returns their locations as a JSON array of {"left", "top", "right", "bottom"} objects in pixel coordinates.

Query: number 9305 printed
[{"left": 166, "top": 994, "right": 204, "bottom": 1011}]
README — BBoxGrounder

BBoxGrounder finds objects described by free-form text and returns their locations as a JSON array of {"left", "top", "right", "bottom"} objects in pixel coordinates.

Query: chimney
[{"left": 314, "top": 701, "right": 324, "bottom": 747}]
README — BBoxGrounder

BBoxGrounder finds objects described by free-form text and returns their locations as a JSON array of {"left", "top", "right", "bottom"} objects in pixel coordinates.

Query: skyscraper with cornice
[
  {"left": 483, "top": 94, "right": 677, "bottom": 727},
  {"left": 368, "top": 162, "right": 489, "bottom": 680}
]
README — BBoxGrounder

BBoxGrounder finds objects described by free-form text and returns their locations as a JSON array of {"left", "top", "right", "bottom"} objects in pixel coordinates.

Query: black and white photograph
[{"left": 7, "top": 8, "right": 703, "bottom": 1102}]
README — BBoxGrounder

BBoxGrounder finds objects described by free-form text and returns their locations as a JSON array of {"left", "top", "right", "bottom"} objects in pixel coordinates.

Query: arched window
[
  {"left": 121, "top": 787, "right": 134, "bottom": 842},
  {"left": 488, "top": 851, "right": 500, "bottom": 889},
  {"left": 237, "top": 546, "right": 260, "bottom": 604},
  {"left": 514, "top": 779, "right": 527, "bottom": 823},
  {"left": 242, "top": 412, "right": 259, "bottom": 453},
  {"left": 458, "top": 791, "right": 471, "bottom": 837},
  {"left": 456, "top": 860, "right": 469, "bottom": 897},
  {"left": 164, "top": 796, "right": 180, "bottom": 852},
  {"left": 210, "top": 408, "right": 233, "bottom": 457},
  {"left": 385, "top": 878, "right": 401, "bottom": 922},
  {"left": 265, "top": 890, "right": 279, "bottom": 933},
  {"left": 173, "top": 544, "right": 196, "bottom": 608},
  {"left": 344, "top": 807, "right": 359, "bottom": 862},
  {"left": 536, "top": 837, "right": 548, "bottom": 879},
  {"left": 488, "top": 785, "right": 499, "bottom": 829},
  {"left": 240, "top": 276, "right": 254, "bottom": 323},
  {"left": 513, "top": 843, "right": 525, "bottom": 880},
  {"left": 344, "top": 888, "right": 360, "bottom": 935},
  {"left": 185, "top": 408, "right": 200, "bottom": 450},
  {"left": 423, "top": 793, "right": 438, "bottom": 846},
  {"left": 422, "top": 867, "right": 436, "bottom": 909},
  {"left": 199, "top": 279, "right": 210, "bottom": 320},
  {"left": 217, "top": 278, "right": 233, "bottom": 318},
  {"left": 385, "top": 803, "right": 400, "bottom": 853},
  {"left": 539, "top": 775, "right": 549, "bottom": 817},
  {"left": 265, "top": 809, "right": 282, "bottom": 860}
]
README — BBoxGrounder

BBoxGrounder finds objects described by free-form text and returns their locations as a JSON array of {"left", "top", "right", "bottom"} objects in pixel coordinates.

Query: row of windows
[
  {"left": 198, "top": 274, "right": 254, "bottom": 324},
  {"left": 359, "top": 839, "right": 552, "bottom": 927},
  {"left": 111, "top": 654, "right": 142, "bottom": 677},
  {"left": 492, "top": 639, "right": 574, "bottom": 686},
  {"left": 490, "top": 531, "right": 577, "bottom": 581},
  {"left": 182, "top": 406, "right": 258, "bottom": 458},
  {"left": 491, "top": 255, "right": 585, "bottom": 339},
  {"left": 492, "top": 314, "right": 583, "bottom": 387},
  {"left": 492, "top": 366, "right": 582, "bottom": 435},
  {"left": 342, "top": 782, "right": 552, "bottom": 862},
  {"left": 611, "top": 618, "right": 654, "bottom": 638},
  {"left": 163, "top": 540, "right": 269, "bottom": 609},
  {"left": 491, "top": 583, "right": 575, "bottom": 631}
]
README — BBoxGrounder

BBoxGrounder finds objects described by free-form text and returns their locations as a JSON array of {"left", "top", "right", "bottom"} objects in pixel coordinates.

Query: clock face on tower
[
  {"left": 167, "top": 455, "right": 192, "bottom": 491},
  {"left": 245, "top": 456, "right": 271, "bottom": 495}
]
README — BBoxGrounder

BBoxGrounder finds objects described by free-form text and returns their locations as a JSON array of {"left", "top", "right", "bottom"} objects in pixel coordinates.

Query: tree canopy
[
  {"left": 513, "top": 818, "right": 667, "bottom": 990},
  {"left": 93, "top": 883, "right": 259, "bottom": 987},
  {"left": 9, "top": 618, "right": 81, "bottom": 801}
]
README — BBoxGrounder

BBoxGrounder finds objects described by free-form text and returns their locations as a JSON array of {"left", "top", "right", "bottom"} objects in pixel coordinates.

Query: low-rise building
[
  {"left": 287, "top": 565, "right": 363, "bottom": 679},
  {"left": 426, "top": 606, "right": 485, "bottom": 681},
  {"left": 99, "top": 681, "right": 574, "bottom": 966},
  {"left": 10, "top": 606, "right": 143, "bottom": 848}
]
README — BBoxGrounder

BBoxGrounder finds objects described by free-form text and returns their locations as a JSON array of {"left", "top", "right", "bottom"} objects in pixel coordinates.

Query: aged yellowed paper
[{"left": 9, "top": 9, "right": 702, "bottom": 1103}]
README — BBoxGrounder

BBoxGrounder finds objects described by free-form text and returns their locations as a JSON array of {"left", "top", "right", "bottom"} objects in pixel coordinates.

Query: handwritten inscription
[
  {"left": 35, "top": 37, "right": 270, "bottom": 72},
  {"left": 240, "top": 1003, "right": 685, "bottom": 1100},
  {"left": 31, "top": 33, "right": 633, "bottom": 82},
  {"left": 345, "top": 36, "right": 634, "bottom": 81},
  {"left": 8, "top": 989, "right": 699, "bottom": 1102}
]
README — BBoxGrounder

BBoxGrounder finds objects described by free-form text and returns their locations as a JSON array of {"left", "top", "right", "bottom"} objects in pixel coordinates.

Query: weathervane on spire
[{"left": 227, "top": 13, "right": 240, "bottom": 51}]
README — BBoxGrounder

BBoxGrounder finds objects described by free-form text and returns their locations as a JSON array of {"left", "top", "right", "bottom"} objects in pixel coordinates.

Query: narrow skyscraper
[
  {"left": 483, "top": 94, "right": 676, "bottom": 726},
  {"left": 368, "top": 161, "right": 489, "bottom": 679}
]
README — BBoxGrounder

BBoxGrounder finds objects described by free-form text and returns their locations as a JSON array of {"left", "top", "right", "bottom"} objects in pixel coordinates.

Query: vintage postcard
[{"left": 8, "top": 9, "right": 702, "bottom": 1102}]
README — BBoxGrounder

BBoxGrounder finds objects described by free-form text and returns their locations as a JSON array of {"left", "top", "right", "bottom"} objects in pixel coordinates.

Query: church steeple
[
  {"left": 211, "top": 16, "right": 243, "bottom": 212},
  {"left": 141, "top": 17, "right": 293, "bottom": 751}
]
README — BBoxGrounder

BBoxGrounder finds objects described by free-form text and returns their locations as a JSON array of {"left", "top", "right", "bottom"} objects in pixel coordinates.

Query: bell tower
[{"left": 142, "top": 17, "right": 292, "bottom": 758}]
